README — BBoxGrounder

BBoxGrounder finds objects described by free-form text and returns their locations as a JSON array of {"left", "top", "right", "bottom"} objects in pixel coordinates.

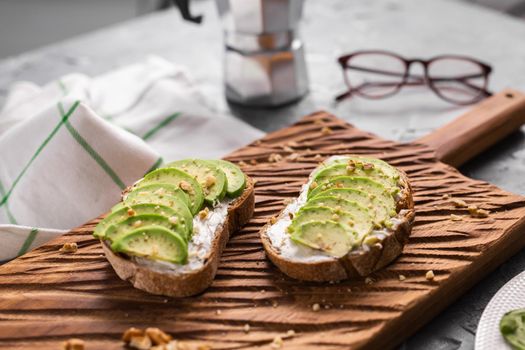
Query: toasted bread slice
[
  {"left": 101, "top": 177, "right": 254, "bottom": 297},
  {"left": 261, "top": 157, "right": 415, "bottom": 282}
]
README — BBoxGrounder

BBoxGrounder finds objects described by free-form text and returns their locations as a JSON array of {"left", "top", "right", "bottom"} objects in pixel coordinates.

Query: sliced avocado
[
  {"left": 302, "top": 196, "right": 373, "bottom": 238},
  {"left": 111, "top": 225, "right": 188, "bottom": 264},
  {"left": 125, "top": 183, "right": 190, "bottom": 208},
  {"left": 136, "top": 168, "right": 204, "bottom": 214},
  {"left": 328, "top": 156, "right": 400, "bottom": 184},
  {"left": 311, "top": 187, "right": 392, "bottom": 226},
  {"left": 105, "top": 213, "right": 191, "bottom": 243},
  {"left": 291, "top": 220, "right": 356, "bottom": 258},
  {"left": 208, "top": 159, "right": 246, "bottom": 198},
  {"left": 312, "top": 163, "right": 396, "bottom": 193},
  {"left": 166, "top": 159, "right": 227, "bottom": 205},
  {"left": 308, "top": 176, "right": 395, "bottom": 217},
  {"left": 94, "top": 203, "right": 178, "bottom": 239}
]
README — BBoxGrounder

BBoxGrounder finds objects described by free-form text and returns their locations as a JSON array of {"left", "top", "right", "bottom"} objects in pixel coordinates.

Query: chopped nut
[
  {"left": 312, "top": 303, "right": 321, "bottom": 311},
  {"left": 250, "top": 159, "right": 258, "bottom": 165},
  {"left": 286, "top": 330, "right": 296, "bottom": 337},
  {"left": 272, "top": 300, "right": 279, "bottom": 308},
  {"left": 127, "top": 208, "right": 136, "bottom": 216},
  {"left": 425, "top": 270, "right": 435, "bottom": 281},
  {"left": 346, "top": 165, "right": 355, "bottom": 173},
  {"left": 286, "top": 153, "right": 300, "bottom": 161},
  {"left": 129, "top": 335, "right": 152, "bottom": 350},
  {"left": 146, "top": 327, "right": 172, "bottom": 345},
  {"left": 132, "top": 220, "right": 143, "bottom": 228},
  {"left": 123, "top": 327, "right": 144, "bottom": 342},
  {"left": 271, "top": 336, "right": 284, "bottom": 349},
  {"left": 398, "top": 274, "right": 406, "bottom": 281},
  {"left": 451, "top": 198, "right": 468, "bottom": 208},
  {"left": 197, "top": 344, "right": 212, "bottom": 350},
  {"left": 332, "top": 213, "right": 340, "bottom": 221},
  {"left": 282, "top": 146, "right": 294, "bottom": 152},
  {"left": 365, "top": 277, "right": 374, "bottom": 285},
  {"left": 270, "top": 216, "right": 277, "bottom": 224},
  {"left": 314, "top": 154, "right": 323, "bottom": 160},
  {"left": 60, "top": 242, "right": 78, "bottom": 253},
  {"left": 243, "top": 324, "right": 250, "bottom": 333},
  {"left": 441, "top": 194, "right": 450, "bottom": 200},
  {"left": 169, "top": 216, "right": 178, "bottom": 225},
  {"left": 469, "top": 205, "right": 490, "bottom": 218},
  {"left": 268, "top": 153, "right": 283, "bottom": 163},
  {"left": 363, "top": 163, "right": 374, "bottom": 170},
  {"left": 198, "top": 207, "right": 210, "bottom": 220},
  {"left": 309, "top": 181, "right": 318, "bottom": 190},
  {"left": 238, "top": 161, "right": 247, "bottom": 167},
  {"left": 62, "top": 338, "right": 85, "bottom": 350},
  {"left": 450, "top": 214, "right": 463, "bottom": 221},
  {"left": 179, "top": 181, "right": 193, "bottom": 193},
  {"left": 321, "top": 126, "right": 333, "bottom": 135},
  {"left": 216, "top": 309, "right": 222, "bottom": 315},
  {"left": 205, "top": 175, "right": 216, "bottom": 188}
]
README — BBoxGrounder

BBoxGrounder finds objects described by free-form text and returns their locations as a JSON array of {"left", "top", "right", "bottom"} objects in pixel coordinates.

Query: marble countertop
[{"left": 1, "top": 0, "right": 525, "bottom": 348}]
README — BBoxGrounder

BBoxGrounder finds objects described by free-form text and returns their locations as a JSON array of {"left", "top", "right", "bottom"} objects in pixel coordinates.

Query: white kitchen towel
[{"left": 0, "top": 56, "right": 263, "bottom": 261}]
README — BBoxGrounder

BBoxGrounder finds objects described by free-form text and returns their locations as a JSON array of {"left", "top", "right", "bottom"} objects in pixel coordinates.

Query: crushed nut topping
[
  {"left": 62, "top": 338, "right": 85, "bottom": 350},
  {"left": 309, "top": 181, "right": 318, "bottom": 190},
  {"left": 268, "top": 153, "right": 283, "bottom": 163},
  {"left": 451, "top": 198, "right": 468, "bottom": 208},
  {"left": 398, "top": 274, "right": 406, "bottom": 281},
  {"left": 365, "top": 277, "right": 374, "bottom": 285},
  {"left": 145, "top": 327, "right": 172, "bottom": 345},
  {"left": 312, "top": 303, "right": 321, "bottom": 312},
  {"left": 363, "top": 163, "right": 374, "bottom": 170},
  {"left": 270, "top": 216, "right": 277, "bottom": 225},
  {"left": 60, "top": 242, "right": 78, "bottom": 253},
  {"left": 179, "top": 181, "right": 193, "bottom": 193},
  {"left": 169, "top": 216, "right": 178, "bottom": 225},
  {"left": 238, "top": 161, "right": 247, "bottom": 167},
  {"left": 129, "top": 335, "right": 152, "bottom": 350},
  {"left": 450, "top": 214, "right": 463, "bottom": 221},
  {"left": 441, "top": 194, "right": 450, "bottom": 200},
  {"left": 127, "top": 208, "right": 136, "bottom": 216},
  {"left": 198, "top": 207, "right": 210, "bottom": 220},
  {"left": 468, "top": 205, "right": 490, "bottom": 218},
  {"left": 132, "top": 220, "right": 143, "bottom": 228},
  {"left": 271, "top": 336, "right": 284, "bottom": 349},
  {"left": 321, "top": 126, "right": 333, "bottom": 135},
  {"left": 205, "top": 175, "right": 216, "bottom": 188},
  {"left": 243, "top": 324, "right": 250, "bottom": 333},
  {"left": 286, "top": 330, "right": 296, "bottom": 337},
  {"left": 425, "top": 270, "right": 435, "bottom": 281}
]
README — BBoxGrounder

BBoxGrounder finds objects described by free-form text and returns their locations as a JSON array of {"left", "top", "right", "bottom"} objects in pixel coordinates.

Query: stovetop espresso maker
[{"left": 175, "top": 0, "right": 309, "bottom": 107}]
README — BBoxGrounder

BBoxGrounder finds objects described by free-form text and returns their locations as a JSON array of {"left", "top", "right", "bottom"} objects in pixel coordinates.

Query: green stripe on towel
[
  {"left": 17, "top": 228, "right": 38, "bottom": 256},
  {"left": 145, "top": 157, "right": 163, "bottom": 175},
  {"left": 0, "top": 179, "right": 17, "bottom": 224},
  {"left": 142, "top": 112, "right": 181, "bottom": 141},
  {"left": 0, "top": 101, "right": 80, "bottom": 208},
  {"left": 58, "top": 103, "right": 126, "bottom": 190}
]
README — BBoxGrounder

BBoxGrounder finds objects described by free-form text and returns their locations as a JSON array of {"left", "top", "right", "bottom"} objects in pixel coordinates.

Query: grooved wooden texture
[{"left": 1, "top": 112, "right": 525, "bottom": 350}]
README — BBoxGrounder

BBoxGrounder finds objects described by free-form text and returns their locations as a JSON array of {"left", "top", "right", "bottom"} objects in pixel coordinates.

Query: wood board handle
[{"left": 417, "top": 89, "right": 525, "bottom": 167}]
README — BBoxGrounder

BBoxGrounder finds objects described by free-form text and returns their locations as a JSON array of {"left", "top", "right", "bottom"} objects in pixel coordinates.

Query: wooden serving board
[{"left": 2, "top": 90, "right": 525, "bottom": 349}]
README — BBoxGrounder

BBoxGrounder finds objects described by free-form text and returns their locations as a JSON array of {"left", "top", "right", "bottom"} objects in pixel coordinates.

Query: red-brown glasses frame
[{"left": 336, "top": 50, "right": 493, "bottom": 105}]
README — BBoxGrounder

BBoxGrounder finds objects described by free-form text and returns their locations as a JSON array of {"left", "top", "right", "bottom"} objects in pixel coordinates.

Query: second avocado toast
[
  {"left": 261, "top": 155, "right": 415, "bottom": 281},
  {"left": 94, "top": 159, "right": 254, "bottom": 297}
]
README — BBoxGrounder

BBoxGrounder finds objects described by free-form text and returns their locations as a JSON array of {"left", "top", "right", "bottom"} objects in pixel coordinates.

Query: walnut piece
[
  {"left": 425, "top": 270, "right": 435, "bottom": 281},
  {"left": 398, "top": 274, "right": 406, "bottom": 281},
  {"left": 468, "top": 205, "right": 490, "bottom": 218},
  {"left": 450, "top": 214, "right": 463, "bottom": 221},
  {"left": 145, "top": 327, "right": 172, "bottom": 345},
  {"left": 62, "top": 338, "right": 85, "bottom": 350},
  {"left": 129, "top": 335, "right": 152, "bottom": 350},
  {"left": 451, "top": 198, "right": 468, "bottom": 208},
  {"left": 179, "top": 181, "right": 193, "bottom": 193},
  {"left": 122, "top": 327, "right": 144, "bottom": 342},
  {"left": 205, "top": 175, "right": 216, "bottom": 188},
  {"left": 60, "top": 242, "right": 78, "bottom": 253},
  {"left": 271, "top": 336, "right": 284, "bottom": 349},
  {"left": 268, "top": 153, "right": 283, "bottom": 163},
  {"left": 312, "top": 303, "right": 321, "bottom": 312},
  {"left": 198, "top": 207, "right": 210, "bottom": 220}
]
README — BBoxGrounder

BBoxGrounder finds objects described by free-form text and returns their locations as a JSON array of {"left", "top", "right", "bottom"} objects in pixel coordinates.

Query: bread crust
[
  {"left": 102, "top": 177, "right": 255, "bottom": 297},
  {"left": 261, "top": 167, "right": 414, "bottom": 282}
]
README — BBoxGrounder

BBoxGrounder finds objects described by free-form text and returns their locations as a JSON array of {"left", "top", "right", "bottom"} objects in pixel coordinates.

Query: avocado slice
[
  {"left": 328, "top": 156, "right": 401, "bottom": 185},
  {"left": 94, "top": 203, "right": 178, "bottom": 239},
  {"left": 312, "top": 163, "right": 396, "bottom": 194},
  {"left": 311, "top": 187, "right": 392, "bottom": 226},
  {"left": 166, "top": 159, "right": 227, "bottom": 206},
  {"left": 105, "top": 213, "right": 191, "bottom": 243},
  {"left": 208, "top": 159, "right": 246, "bottom": 198},
  {"left": 308, "top": 176, "right": 395, "bottom": 216},
  {"left": 125, "top": 183, "right": 190, "bottom": 208},
  {"left": 136, "top": 168, "right": 204, "bottom": 214},
  {"left": 111, "top": 225, "right": 188, "bottom": 264},
  {"left": 291, "top": 220, "right": 356, "bottom": 258},
  {"left": 302, "top": 196, "right": 373, "bottom": 238}
]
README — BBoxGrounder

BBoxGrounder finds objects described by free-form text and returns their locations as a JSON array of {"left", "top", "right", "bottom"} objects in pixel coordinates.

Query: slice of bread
[
  {"left": 101, "top": 177, "right": 255, "bottom": 297},
  {"left": 261, "top": 158, "right": 415, "bottom": 282}
]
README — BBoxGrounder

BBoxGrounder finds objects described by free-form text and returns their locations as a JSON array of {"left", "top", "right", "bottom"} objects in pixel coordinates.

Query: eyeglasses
[{"left": 336, "top": 50, "right": 493, "bottom": 105}]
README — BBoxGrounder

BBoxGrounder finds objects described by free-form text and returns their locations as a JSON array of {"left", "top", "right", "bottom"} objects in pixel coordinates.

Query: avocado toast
[
  {"left": 261, "top": 155, "right": 415, "bottom": 282},
  {"left": 95, "top": 159, "right": 254, "bottom": 297}
]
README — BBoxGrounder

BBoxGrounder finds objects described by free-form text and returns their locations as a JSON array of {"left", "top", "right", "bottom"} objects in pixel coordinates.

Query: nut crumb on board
[
  {"left": 441, "top": 194, "right": 450, "bottom": 200},
  {"left": 62, "top": 338, "right": 85, "bottom": 350},
  {"left": 271, "top": 336, "right": 284, "bottom": 349},
  {"left": 198, "top": 207, "right": 210, "bottom": 220},
  {"left": 59, "top": 242, "right": 78, "bottom": 253},
  {"left": 250, "top": 159, "right": 258, "bottom": 165},
  {"left": 268, "top": 153, "right": 283, "bottom": 163},
  {"left": 365, "top": 277, "right": 374, "bottom": 285},
  {"left": 450, "top": 214, "right": 463, "bottom": 221},
  {"left": 312, "top": 303, "right": 321, "bottom": 312},
  {"left": 286, "top": 153, "right": 300, "bottom": 161},
  {"left": 451, "top": 198, "right": 468, "bottom": 208},
  {"left": 243, "top": 324, "right": 250, "bottom": 333},
  {"left": 321, "top": 126, "right": 333, "bottom": 135},
  {"left": 287, "top": 330, "right": 296, "bottom": 337},
  {"left": 398, "top": 274, "right": 406, "bottom": 281},
  {"left": 426, "top": 270, "right": 435, "bottom": 281},
  {"left": 468, "top": 205, "right": 490, "bottom": 218},
  {"left": 238, "top": 161, "right": 247, "bottom": 167},
  {"left": 270, "top": 217, "right": 277, "bottom": 224},
  {"left": 122, "top": 327, "right": 185, "bottom": 350}
]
